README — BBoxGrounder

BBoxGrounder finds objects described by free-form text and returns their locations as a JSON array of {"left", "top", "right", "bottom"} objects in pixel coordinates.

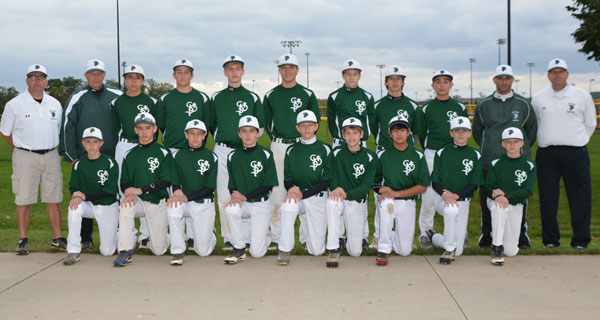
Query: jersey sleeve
[
  {"left": 365, "top": 94, "right": 375, "bottom": 138},
  {"left": 283, "top": 146, "right": 292, "bottom": 183},
  {"left": 430, "top": 150, "right": 442, "bottom": 185},
  {"left": 60, "top": 95, "right": 81, "bottom": 162},
  {"left": 227, "top": 152, "right": 236, "bottom": 190},
  {"left": 472, "top": 103, "right": 484, "bottom": 147},
  {"left": 321, "top": 145, "right": 333, "bottom": 183},
  {"left": 308, "top": 90, "right": 321, "bottom": 122},
  {"left": 329, "top": 151, "right": 340, "bottom": 190},
  {"left": 326, "top": 94, "right": 336, "bottom": 137},
  {"left": 104, "top": 157, "right": 120, "bottom": 196},
  {"left": 208, "top": 95, "right": 217, "bottom": 135},
  {"left": 68, "top": 160, "right": 81, "bottom": 194},
  {"left": 470, "top": 152, "right": 484, "bottom": 186},
  {"left": 263, "top": 151, "right": 279, "bottom": 187},
  {"left": 159, "top": 150, "right": 173, "bottom": 183},
  {"left": 206, "top": 153, "right": 218, "bottom": 189},
  {"left": 170, "top": 153, "right": 181, "bottom": 188},
  {"left": 252, "top": 93, "right": 265, "bottom": 129},
  {"left": 263, "top": 94, "right": 273, "bottom": 137},
  {"left": 120, "top": 153, "right": 132, "bottom": 188},
  {"left": 156, "top": 95, "right": 166, "bottom": 131},
  {"left": 200, "top": 93, "right": 211, "bottom": 131},
  {"left": 416, "top": 153, "right": 431, "bottom": 187},
  {"left": 414, "top": 106, "right": 426, "bottom": 148},
  {"left": 523, "top": 102, "right": 538, "bottom": 147},
  {"left": 483, "top": 163, "right": 499, "bottom": 198},
  {"left": 110, "top": 99, "right": 120, "bottom": 136}
]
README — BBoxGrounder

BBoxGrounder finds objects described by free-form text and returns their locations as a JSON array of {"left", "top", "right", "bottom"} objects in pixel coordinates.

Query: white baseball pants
[
  {"left": 326, "top": 199, "right": 367, "bottom": 257},
  {"left": 225, "top": 199, "right": 272, "bottom": 258},
  {"left": 117, "top": 197, "right": 169, "bottom": 255},
  {"left": 418, "top": 148, "right": 436, "bottom": 236},
  {"left": 377, "top": 198, "right": 416, "bottom": 256},
  {"left": 167, "top": 200, "right": 216, "bottom": 256},
  {"left": 431, "top": 196, "right": 470, "bottom": 256},
  {"left": 279, "top": 194, "right": 328, "bottom": 255},
  {"left": 488, "top": 200, "right": 523, "bottom": 257},
  {"left": 67, "top": 201, "right": 119, "bottom": 256}
]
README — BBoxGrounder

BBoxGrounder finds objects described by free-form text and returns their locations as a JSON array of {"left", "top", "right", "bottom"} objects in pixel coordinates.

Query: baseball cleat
[
  {"left": 419, "top": 229, "right": 435, "bottom": 250},
  {"left": 572, "top": 245, "right": 587, "bottom": 251},
  {"left": 113, "top": 250, "right": 133, "bottom": 267},
  {"left": 518, "top": 243, "right": 530, "bottom": 250},
  {"left": 439, "top": 250, "right": 455, "bottom": 265},
  {"left": 222, "top": 241, "right": 234, "bottom": 251},
  {"left": 326, "top": 250, "right": 340, "bottom": 268},
  {"left": 277, "top": 250, "right": 291, "bottom": 266},
  {"left": 368, "top": 237, "right": 378, "bottom": 249},
  {"left": 268, "top": 242, "right": 278, "bottom": 251},
  {"left": 224, "top": 248, "right": 246, "bottom": 265},
  {"left": 338, "top": 238, "right": 346, "bottom": 253},
  {"left": 187, "top": 239, "right": 195, "bottom": 252},
  {"left": 362, "top": 239, "right": 369, "bottom": 252},
  {"left": 301, "top": 242, "right": 307, "bottom": 250},
  {"left": 171, "top": 253, "right": 185, "bottom": 266},
  {"left": 544, "top": 243, "right": 557, "bottom": 249},
  {"left": 51, "top": 237, "right": 67, "bottom": 250},
  {"left": 491, "top": 245, "right": 504, "bottom": 266},
  {"left": 81, "top": 240, "right": 94, "bottom": 251},
  {"left": 376, "top": 252, "right": 389, "bottom": 266},
  {"left": 63, "top": 253, "right": 81, "bottom": 265},
  {"left": 138, "top": 238, "right": 149, "bottom": 250},
  {"left": 16, "top": 238, "right": 29, "bottom": 255},
  {"left": 463, "top": 234, "right": 470, "bottom": 249}
]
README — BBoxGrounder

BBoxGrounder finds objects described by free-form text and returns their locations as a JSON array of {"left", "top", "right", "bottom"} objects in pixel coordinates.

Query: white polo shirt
[
  {"left": 531, "top": 84, "right": 597, "bottom": 148},
  {"left": 0, "top": 90, "right": 62, "bottom": 150}
]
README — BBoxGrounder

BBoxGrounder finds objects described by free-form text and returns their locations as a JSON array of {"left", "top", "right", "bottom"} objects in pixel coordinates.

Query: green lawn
[{"left": 0, "top": 123, "right": 598, "bottom": 255}]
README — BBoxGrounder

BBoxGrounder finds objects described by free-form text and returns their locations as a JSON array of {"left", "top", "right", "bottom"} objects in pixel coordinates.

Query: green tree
[
  {"left": 105, "top": 79, "right": 121, "bottom": 90},
  {"left": 567, "top": 1, "right": 600, "bottom": 61},
  {"left": 0, "top": 86, "right": 19, "bottom": 114},
  {"left": 46, "top": 77, "right": 84, "bottom": 106},
  {"left": 143, "top": 79, "right": 174, "bottom": 99}
]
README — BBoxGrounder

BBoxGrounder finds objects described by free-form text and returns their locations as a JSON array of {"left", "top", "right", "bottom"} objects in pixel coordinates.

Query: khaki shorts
[{"left": 11, "top": 148, "right": 63, "bottom": 205}]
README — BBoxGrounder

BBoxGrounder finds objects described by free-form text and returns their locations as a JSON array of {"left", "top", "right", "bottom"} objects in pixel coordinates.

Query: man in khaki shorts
[{"left": 1, "top": 64, "right": 66, "bottom": 255}]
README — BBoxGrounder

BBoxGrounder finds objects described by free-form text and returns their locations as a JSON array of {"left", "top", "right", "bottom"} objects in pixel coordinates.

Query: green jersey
[
  {"left": 373, "top": 94, "right": 420, "bottom": 150},
  {"left": 172, "top": 146, "right": 218, "bottom": 203},
  {"left": 121, "top": 142, "right": 172, "bottom": 203},
  {"left": 416, "top": 98, "right": 468, "bottom": 150},
  {"left": 264, "top": 84, "right": 320, "bottom": 139},
  {"left": 484, "top": 154, "right": 536, "bottom": 205},
  {"left": 283, "top": 139, "right": 332, "bottom": 191},
  {"left": 330, "top": 146, "right": 379, "bottom": 202},
  {"left": 375, "top": 145, "right": 430, "bottom": 200},
  {"left": 70, "top": 153, "right": 119, "bottom": 206},
  {"left": 110, "top": 92, "right": 157, "bottom": 142},
  {"left": 209, "top": 86, "right": 264, "bottom": 148},
  {"left": 227, "top": 145, "right": 278, "bottom": 200},
  {"left": 326, "top": 86, "right": 375, "bottom": 141},
  {"left": 156, "top": 88, "right": 210, "bottom": 149},
  {"left": 431, "top": 144, "right": 483, "bottom": 199}
]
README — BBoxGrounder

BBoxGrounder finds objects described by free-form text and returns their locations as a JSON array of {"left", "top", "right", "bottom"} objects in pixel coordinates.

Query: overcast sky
[{"left": 1, "top": 0, "right": 598, "bottom": 101}]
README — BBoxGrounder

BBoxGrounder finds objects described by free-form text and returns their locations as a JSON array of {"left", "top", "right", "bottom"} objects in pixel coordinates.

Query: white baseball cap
[
  {"left": 494, "top": 65, "right": 514, "bottom": 78},
  {"left": 134, "top": 112, "right": 156, "bottom": 125},
  {"left": 238, "top": 115, "right": 260, "bottom": 130},
  {"left": 82, "top": 127, "right": 103, "bottom": 140},
  {"left": 450, "top": 116, "right": 471, "bottom": 130},
  {"left": 123, "top": 64, "right": 145, "bottom": 78},
  {"left": 432, "top": 69, "right": 453, "bottom": 81},
  {"left": 502, "top": 127, "right": 524, "bottom": 140},
  {"left": 341, "top": 117, "right": 363, "bottom": 129},
  {"left": 173, "top": 58, "right": 194, "bottom": 71},
  {"left": 388, "top": 115, "right": 410, "bottom": 129},
  {"left": 26, "top": 64, "right": 47, "bottom": 76},
  {"left": 547, "top": 58, "right": 568, "bottom": 72},
  {"left": 342, "top": 59, "right": 361, "bottom": 72},
  {"left": 385, "top": 65, "right": 406, "bottom": 78},
  {"left": 223, "top": 55, "right": 244, "bottom": 67},
  {"left": 184, "top": 119, "right": 207, "bottom": 132},
  {"left": 296, "top": 110, "right": 318, "bottom": 124},
  {"left": 86, "top": 59, "right": 106, "bottom": 73},
  {"left": 278, "top": 53, "right": 299, "bottom": 67}
]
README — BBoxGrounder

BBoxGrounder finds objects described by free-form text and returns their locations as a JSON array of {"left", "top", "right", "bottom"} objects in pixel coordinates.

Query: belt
[
  {"left": 119, "top": 137, "right": 138, "bottom": 144},
  {"left": 273, "top": 137, "right": 299, "bottom": 144},
  {"left": 194, "top": 198, "right": 214, "bottom": 204},
  {"left": 216, "top": 142, "right": 236, "bottom": 149},
  {"left": 16, "top": 147, "right": 54, "bottom": 155},
  {"left": 247, "top": 196, "right": 269, "bottom": 203}
]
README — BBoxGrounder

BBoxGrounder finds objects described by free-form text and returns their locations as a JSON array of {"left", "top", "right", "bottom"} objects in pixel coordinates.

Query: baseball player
[
  {"left": 484, "top": 127, "right": 536, "bottom": 265},
  {"left": 63, "top": 127, "right": 119, "bottom": 265},
  {"left": 414, "top": 69, "right": 468, "bottom": 250},
  {"left": 209, "top": 55, "right": 264, "bottom": 250},
  {"left": 157, "top": 58, "right": 210, "bottom": 250},
  {"left": 370, "top": 65, "right": 420, "bottom": 249},
  {"left": 374, "top": 116, "right": 429, "bottom": 266},
  {"left": 326, "top": 59, "right": 375, "bottom": 250},
  {"left": 113, "top": 113, "right": 171, "bottom": 267},
  {"left": 224, "top": 116, "right": 278, "bottom": 264},
  {"left": 264, "top": 53, "right": 321, "bottom": 251},
  {"left": 326, "top": 117, "right": 378, "bottom": 268},
  {"left": 166, "top": 120, "right": 218, "bottom": 265},
  {"left": 278, "top": 110, "right": 332, "bottom": 266},
  {"left": 425, "top": 116, "right": 483, "bottom": 264}
]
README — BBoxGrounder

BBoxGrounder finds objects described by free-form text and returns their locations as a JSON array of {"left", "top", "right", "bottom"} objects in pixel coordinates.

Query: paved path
[{"left": 1, "top": 253, "right": 598, "bottom": 319}]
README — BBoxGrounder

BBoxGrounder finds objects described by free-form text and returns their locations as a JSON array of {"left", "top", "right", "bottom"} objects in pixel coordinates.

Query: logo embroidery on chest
[
  {"left": 290, "top": 97, "right": 303, "bottom": 112},
  {"left": 462, "top": 159, "right": 473, "bottom": 175},
  {"left": 397, "top": 109, "right": 409, "bottom": 120},
  {"left": 567, "top": 103, "right": 576, "bottom": 113},
  {"left": 309, "top": 154, "right": 322, "bottom": 171},
  {"left": 137, "top": 104, "right": 150, "bottom": 113},
  {"left": 197, "top": 159, "right": 210, "bottom": 175},
  {"left": 147, "top": 157, "right": 160, "bottom": 173},
  {"left": 236, "top": 101, "right": 249, "bottom": 115},
  {"left": 512, "top": 111, "right": 520, "bottom": 121},
  {"left": 250, "top": 160, "right": 263, "bottom": 177},
  {"left": 355, "top": 100, "right": 366, "bottom": 115},
  {"left": 402, "top": 160, "right": 415, "bottom": 176},
  {"left": 514, "top": 170, "right": 527, "bottom": 186},
  {"left": 446, "top": 111, "right": 458, "bottom": 123},
  {"left": 352, "top": 163, "right": 365, "bottom": 178},
  {"left": 97, "top": 170, "right": 109, "bottom": 186},
  {"left": 49, "top": 110, "right": 57, "bottom": 120},
  {"left": 185, "top": 101, "right": 198, "bottom": 116}
]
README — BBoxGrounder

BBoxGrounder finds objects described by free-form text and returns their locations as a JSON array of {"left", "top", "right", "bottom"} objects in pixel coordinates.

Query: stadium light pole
[
  {"left": 507, "top": 0, "right": 511, "bottom": 65},
  {"left": 305, "top": 52, "right": 310, "bottom": 88},
  {"left": 121, "top": 61, "right": 127, "bottom": 78},
  {"left": 116, "top": 0, "right": 122, "bottom": 89},
  {"left": 281, "top": 40, "right": 302, "bottom": 54},
  {"left": 376, "top": 64, "right": 386, "bottom": 99},
  {"left": 515, "top": 79, "right": 520, "bottom": 93},
  {"left": 252, "top": 79, "right": 256, "bottom": 92},
  {"left": 469, "top": 58, "right": 476, "bottom": 105},
  {"left": 496, "top": 38, "right": 507, "bottom": 65},
  {"left": 527, "top": 62, "right": 535, "bottom": 98},
  {"left": 590, "top": 79, "right": 595, "bottom": 93},
  {"left": 274, "top": 60, "right": 279, "bottom": 84}
]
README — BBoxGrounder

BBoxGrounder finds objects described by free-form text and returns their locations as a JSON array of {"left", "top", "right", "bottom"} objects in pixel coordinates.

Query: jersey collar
[
  {"left": 387, "top": 94, "right": 404, "bottom": 101},
  {"left": 228, "top": 85, "right": 243, "bottom": 92},
  {"left": 242, "top": 144, "right": 257, "bottom": 153},
  {"left": 140, "top": 140, "right": 155, "bottom": 148},
  {"left": 493, "top": 90, "right": 514, "bottom": 102},
  {"left": 343, "top": 85, "right": 358, "bottom": 94},
  {"left": 300, "top": 137, "right": 317, "bottom": 144}
]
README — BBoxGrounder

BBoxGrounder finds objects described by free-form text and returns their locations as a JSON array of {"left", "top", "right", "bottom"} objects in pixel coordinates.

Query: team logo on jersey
[
  {"left": 236, "top": 101, "right": 248, "bottom": 115},
  {"left": 137, "top": 104, "right": 150, "bottom": 113},
  {"left": 512, "top": 111, "right": 520, "bottom": 121},
  {"left": 352, "top": 163, "right": 365, "bottom": 178},
  {"left": 197, "top": 159, "right": 210, "bottom": 175},
  {"left": 186, "top": 101, "right": 198, "bottom": 116},
  {"left": 147, "top": 157, "right": 160, "bottom": 173},
  {"left": 49, "top": 110, "right": 57, "bottom": 120},
  {"left": 250, "top": 160, "right": 263, "bottom": 177},
  {"left": 462, "top": 159, "right": 473, "bottom": 175},
  {"left": 309, "top": 154, "right": 322, "bottom": 171},
  {"left": 397, "top": 109, "right": 409, "bottom": 120},
  {"left": 290, "top": 97, "right": 303, "bottom": 112},
  {"left": 97, "top": 170, "right": 109, "bottom": 186},
  {"left": 567, "top": 103, "right": 576, "bottom": 113},
  {"left": 355, "top": 100, "right": 366, "bottom": 115},
  {"left": 402, "top": 160, "right": 415, "bottom": 176},
  {"left": 446, "top": 111, "right": 458, "bottom": 123},
  {"left": 514, "top": 170, "right": 527, "bottom": 186}
]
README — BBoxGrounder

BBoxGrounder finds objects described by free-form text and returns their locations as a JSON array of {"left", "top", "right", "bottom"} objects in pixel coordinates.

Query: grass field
[{"left": 0, "top": 122, "right": 598, "bottom": 256}]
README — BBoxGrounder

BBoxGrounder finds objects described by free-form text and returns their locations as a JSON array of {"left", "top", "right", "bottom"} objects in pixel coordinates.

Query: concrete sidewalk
[{"left": 0, "top": 253, "right": 598, "bottom": 320}]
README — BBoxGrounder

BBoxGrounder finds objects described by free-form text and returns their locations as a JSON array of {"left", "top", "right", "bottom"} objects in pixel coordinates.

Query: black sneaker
[
  {"left": 440, "top": 250, "right": 455, "bottom": 264},
  {"left": 113, "top": 250, "right": 133, "bottom": 267},
  {"left": 16, "top": 238, "right": 29, "bottom": 255},
  {"left": 81, "top": 240, "right": 93, "bottom": 251},
  {"left": 277, "top": 250, "right": 291, "bottom": 266},
  {"left": 544, "top": 243, "right": 558, "bottom": 249},
  {"left": 518, "top": 243, "right": 530, "bottom": 250},
  {"left": 268, "top": 242, "right": 278, "bottom": 251},
  {"left": 51, "top": 237, "right": 67, "bottom": 250},
  {"left": 138, "top": 238, "right": 149, "bottom": 250},
  {"left": 362, "top": 239, "right": 369, "bottom": 252},
  {"left": 326, "top": 249, "right": 340, "bottom": 268},
  {"left": 301, "top": 242, "right": 307, "bottom": 250},
  {"left": 572, "top": 245, "right": 587, "bottom": 251},
  {"left": 224, "top": 248, "right": 246, "bottom": 265},
  {"left": 478, "top": 233, "right": 492, "bottom": 249},
  {"left": 171, "top": 252, "right": 185, "bottom": 266},
  {"left": 222, "top": 241, "right": 234, "bottom": 251},
  {"left": 187, "top": 239, "right": 194, "bottom": 251},
  {"left": 420, "top": 229, "right": 435, "bottom": 250},
  {"left": 63, "top": 253, "right": 81, "bottom": 265},
  {"left": 338, "top": 238, "right": 347, "bottom": 253},
  {"left": 491, "top": 245, "right": 504, "bottom": 266},
  {"left": 376, "top": 252, "right": 389, "bottom": 266}
]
